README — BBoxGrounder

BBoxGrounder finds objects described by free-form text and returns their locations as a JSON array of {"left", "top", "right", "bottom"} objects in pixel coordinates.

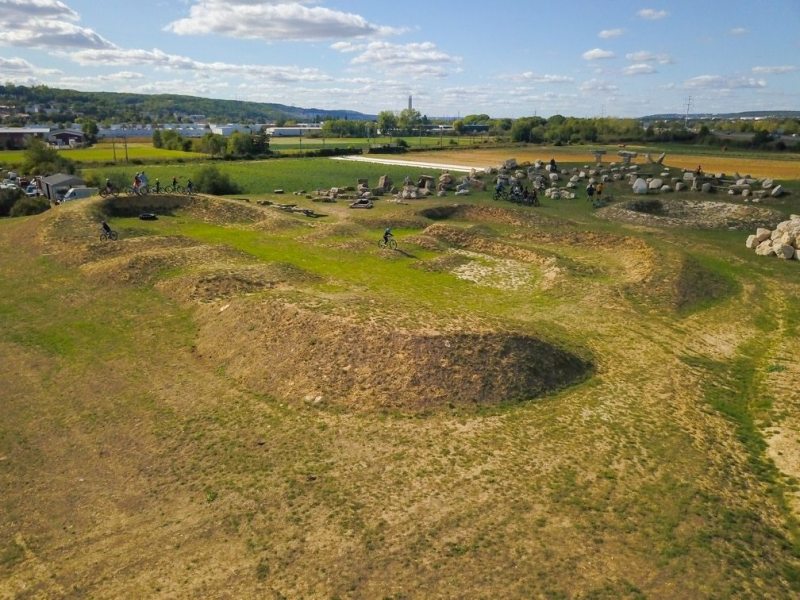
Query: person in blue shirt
[{"left": 383, "top": 227, "right": 393, "bottom": 245}]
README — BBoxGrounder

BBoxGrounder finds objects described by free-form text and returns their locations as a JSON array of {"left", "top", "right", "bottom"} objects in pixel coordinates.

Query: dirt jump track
[{"left": 44, "top": 195, "right": 592, "bottom": 410}]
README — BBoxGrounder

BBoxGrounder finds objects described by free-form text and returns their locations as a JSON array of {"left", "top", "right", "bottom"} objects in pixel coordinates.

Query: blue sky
[{"left": 0, "top": 0, "right": 798, "bottom": 118}]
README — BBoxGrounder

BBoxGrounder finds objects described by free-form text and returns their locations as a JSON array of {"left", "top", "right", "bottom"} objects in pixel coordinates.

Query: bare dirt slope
[{"left": 2, "top": 194, "right": 800, "bottom": 599}]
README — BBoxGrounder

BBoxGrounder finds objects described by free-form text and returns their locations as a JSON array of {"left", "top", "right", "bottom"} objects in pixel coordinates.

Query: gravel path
[{"left": 330, "top": 155, "right": 481, "bottom": 173}]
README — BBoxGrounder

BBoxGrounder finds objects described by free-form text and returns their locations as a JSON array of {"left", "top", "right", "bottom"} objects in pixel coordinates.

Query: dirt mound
[
  {"left": 81, "top": 243, "right": 243, "bottom": 286},
  {"left": 628, "top": 253, "right": 737, "bottom": 312},
  {"left": 598, "top": 198, "right": 783, "bottom": 230},
  {"left": 419, "top": 203, "right": 561, "bottom": 227},
  {"left": 158, "top": 263, "right": 321, "bottom": 303},
  {"left": 195, "top": 299, "right": 591, "bottom": 410},
  {"left": 101, "top": 194, "right": 282, "bottom": 226}
]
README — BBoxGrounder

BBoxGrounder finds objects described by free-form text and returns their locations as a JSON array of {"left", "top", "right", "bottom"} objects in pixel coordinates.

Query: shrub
[
  {"left": 10, "top": 195, "right": 49, "bottom": 217},
  {"left": 0, "top": 188, "right": 23, "bottom": 217},
  {"left": 194, "top": 165, "right": 242, "bottom": 195},
  {"left": 85, "top": 170, "right": 128, "bottom": 191}
]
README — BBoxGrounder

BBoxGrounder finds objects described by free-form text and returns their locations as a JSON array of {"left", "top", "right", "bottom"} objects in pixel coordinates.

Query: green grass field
[
  {"left": 84, "top": 157, "right": 450, "bottom": 195},
  {"left": 2, "top": 149, "right": 800, "bottom": 598}
]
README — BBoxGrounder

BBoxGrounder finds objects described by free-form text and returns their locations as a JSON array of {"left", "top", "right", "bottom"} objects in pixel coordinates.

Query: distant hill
[
  {"left": 0, "top": 84, "right": 375, "bottom": 124},
  {"left": 641, "top": 110, "right": 800, "bottom": 120}
]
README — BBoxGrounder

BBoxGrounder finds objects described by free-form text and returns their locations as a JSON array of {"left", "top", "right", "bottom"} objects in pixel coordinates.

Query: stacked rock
[{"left": 745, "top": 215, "right": 800, "bottom": 260}]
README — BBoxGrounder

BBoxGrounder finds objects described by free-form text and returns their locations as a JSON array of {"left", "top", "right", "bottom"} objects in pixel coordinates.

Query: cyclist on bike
[
  {"left": 101, "top": 220, "right": 112, "bottom": 235},
  {"left": 105, "top": 178, "right": 113, "bottom": 193},
  {"left": 172, "top": 176, "right": 178, "bottom": 189},
  {"left": 186, "top": 179, "right": 194, "bottom": 194},
  {"left": 383, "top": 226, "right": 393, "bottom": 245},
  {"left": 154, "top": 178, "right": 161, "bottom": 193}
]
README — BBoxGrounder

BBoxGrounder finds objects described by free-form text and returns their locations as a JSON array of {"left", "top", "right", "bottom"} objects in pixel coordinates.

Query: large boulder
[
  {"left": 755, "top": 240, "right": 776, "bottom": 256},
  {"left": 755, "top": 228, "right": 772, "bottom": 243},
  {"left": 745, "top": 234, "right": 758, "bottom": 249},
  {"left": 632, "top": 178, "right": 648, "bottom": 194},
  {"left": 701, "top": 183, "right": 712, "bottom": 193},
  {"left": 771, "top": 185, "right": 785, "bottom": 198},
  {"left": 648, "top": 178, "right": 663, "bottom": 190},
  {"left": 776, "top": 244, "right": 796, "bottom": 260}
]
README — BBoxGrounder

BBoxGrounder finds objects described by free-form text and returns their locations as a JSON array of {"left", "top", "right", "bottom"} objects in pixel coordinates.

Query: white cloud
[
  {"left": 752, "top": 65, "right": 797, "bottom": 74},
  {"left": 0, "top": 1, "right": 115, "bottom": 50},
  {"left": 582, "top": 48, "right": 615, "bottom": 60},
  {"left": 70, "top": 48, "right": 333, "bottom": 83},
  {"left": 637, "top": 8, "right": 668, "bottom": 20},
  {"left": 579, "top": 79, "right": 618, "bottom": 93},
  {"left": 0, "top": 56, "right": 60, "bottom": 77},
  {"left": 346, "top": 41, "right": 461, "bottom": 79},
  {"left": 684, "top": 75, "right": 767, "bottom": 89},
  {"left": 623, "top": 63, "right": 657, "bottom": 76},
  {"left": 166, "top": 0, "right": 398, "bottom": 41},
  {"left": 0, "top": 0, "right": 78, "bottom": 21},
  {"left": 330, "top": 41, "right": 364, "bottom": 53},
  {"left": 507, "top": 72, "right": 574, "bottom": 83},
  {"left": 729, "top": 27, "right": 748, "bottom": 35},
  {"left": 0, "top": 20, "right": 115, "bottom": 49},
  {"left": 598, "top": 28, "right": 624, "bottom": 39},
  {"left": 625, "top": 51, "right": 672, "bottom": 64}
]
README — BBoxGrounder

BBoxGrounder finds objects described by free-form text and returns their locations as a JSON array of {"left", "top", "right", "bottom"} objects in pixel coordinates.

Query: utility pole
[{"left": 684, "top": 96, "right": 693, "bottom": 129}]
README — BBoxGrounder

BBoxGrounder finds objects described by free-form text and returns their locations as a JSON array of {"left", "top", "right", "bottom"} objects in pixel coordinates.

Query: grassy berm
[{"left": 2, "top": 167, "right": 800, "bottom": 599}]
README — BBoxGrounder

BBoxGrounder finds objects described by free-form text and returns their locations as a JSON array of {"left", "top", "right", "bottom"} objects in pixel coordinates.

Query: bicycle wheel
[
  {"left": 173, "top": 185, "right": 184, "bottom": 194},
  {"left": 378, "top": 239, "right": 386, "bottom": 249},
  {"left": 387, "top": 238, "right": 397, "bottom": 250},
  {"left": 109, "top": 231, "right": 118, "bottom": 241},
  {"left": 100, "top": 232, "right": 108, "bottom": 241}
]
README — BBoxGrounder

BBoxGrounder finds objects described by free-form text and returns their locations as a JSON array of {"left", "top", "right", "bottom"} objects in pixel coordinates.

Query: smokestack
[{"left": 408, "top": 95, "right": 412, "bottom": 111}]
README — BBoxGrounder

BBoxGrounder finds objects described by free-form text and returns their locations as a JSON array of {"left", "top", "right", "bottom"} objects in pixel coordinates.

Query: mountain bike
[
  {"left": 378, "top": 236, "right": 397, "bottom": 250},
  {"left": 100, "top": 228, "right": 118, "bottom": 241},
  {"left": 100, "top": 187, "right": 119, "bottom": 198}
]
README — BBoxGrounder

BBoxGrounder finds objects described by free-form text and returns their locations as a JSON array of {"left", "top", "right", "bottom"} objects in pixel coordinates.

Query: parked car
[
  {"left": 62, "top": 187, "right": 99, "bottom": 202},
  {"left": 24, "top": 184, "right": 41, "bottom": 197}
]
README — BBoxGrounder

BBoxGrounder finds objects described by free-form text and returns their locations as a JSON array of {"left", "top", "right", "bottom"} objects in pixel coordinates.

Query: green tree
[
  {"left": 78, "top": 118, "right": 98, "bottom": 144},
  {"left": 251, "top": 128, "right": 270, "bottom": 155},
  {"left": 377, "top": 111, "right": 397, "bottom": 137},
  {"left": 200, "top": 132, "right": 226, "bottom": 157},
  {"left": 152, "top": 129, "right": 163, "bottom": 148},
  {"left": 510, "top": 119, "right": 533, "bottom": 143},
  {"left": 227, "top": 131, "right": 253, "bottom": 156},
  {"left": 397, "top": 108, "right": 421, "bottom": 135},
  {"left": 21, "top": 138, "right": 77, "bottom": 175}
]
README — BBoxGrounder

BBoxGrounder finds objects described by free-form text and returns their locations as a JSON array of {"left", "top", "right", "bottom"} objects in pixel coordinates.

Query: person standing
[
  {"left": 596, "top": 182, "right": 604, "bottom": 202},
  {"left": 586, "top": 182, "right": 595, "bottom": 202}
]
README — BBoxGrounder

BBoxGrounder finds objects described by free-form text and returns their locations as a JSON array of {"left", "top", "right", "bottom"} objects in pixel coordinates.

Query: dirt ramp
[
  {"left": 101, "top": 194, "right": 284, "bottom": 225},
  {"left": 196, "top": 299, "right": 591, "bottom": 410}
]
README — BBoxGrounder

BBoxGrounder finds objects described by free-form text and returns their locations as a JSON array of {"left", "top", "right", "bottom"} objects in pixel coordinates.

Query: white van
[{"left": 62, "top": 187, "right": 99, "bottom": 202}]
